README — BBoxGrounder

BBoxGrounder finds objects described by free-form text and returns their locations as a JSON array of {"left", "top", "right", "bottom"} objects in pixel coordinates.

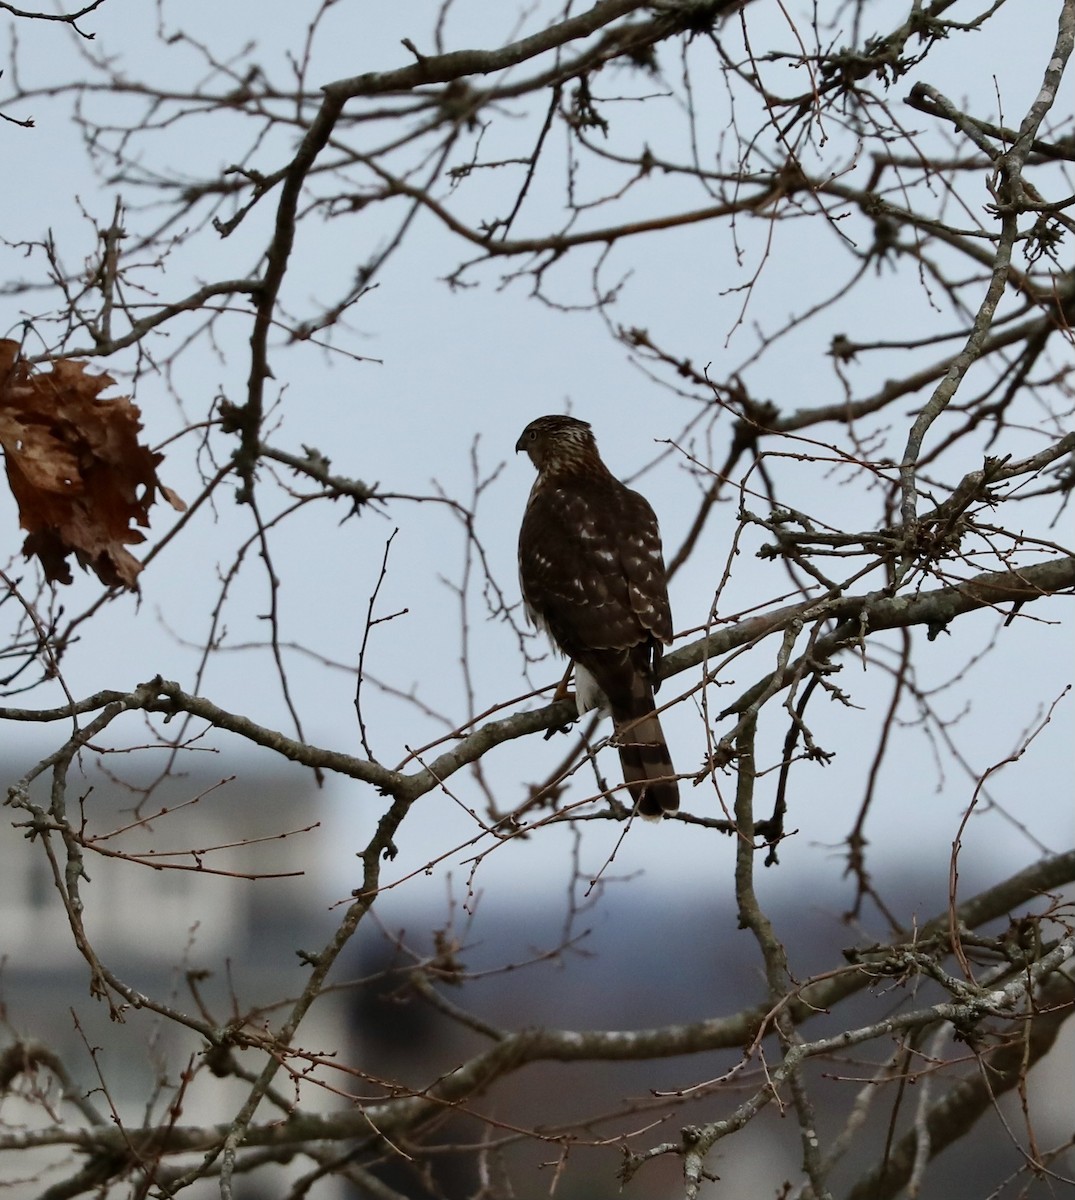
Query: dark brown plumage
[{"left": 516, "top": 415, "right": 678, "bottom": 818}]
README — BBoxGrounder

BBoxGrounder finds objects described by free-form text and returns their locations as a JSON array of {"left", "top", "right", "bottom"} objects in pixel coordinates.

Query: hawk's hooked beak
[{"left": 514, "top": 435, "right": 526, "bottom": 454}]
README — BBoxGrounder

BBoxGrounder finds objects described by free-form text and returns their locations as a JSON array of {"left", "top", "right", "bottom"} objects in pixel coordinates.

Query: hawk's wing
[{"left": 518, "top": 472, "right": 671, "bottom": 676}]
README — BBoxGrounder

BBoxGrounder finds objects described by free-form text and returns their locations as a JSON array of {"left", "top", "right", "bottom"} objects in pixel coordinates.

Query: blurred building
[
  {"left": 2, "top": 753, "right": 1071, "bottom": 1199},
  {"left": 0, "top": 754, "right": 349, "bottom": 1200}
]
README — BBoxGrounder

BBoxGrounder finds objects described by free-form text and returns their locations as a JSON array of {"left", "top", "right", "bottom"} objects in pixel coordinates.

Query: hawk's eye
[{"left": 527, "top": 429, "right": 538, "bottom": 442}]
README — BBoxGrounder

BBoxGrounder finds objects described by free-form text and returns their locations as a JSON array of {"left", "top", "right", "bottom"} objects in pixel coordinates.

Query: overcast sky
[{"left": 1, "top": 0, "right": 1070, "bottom": 930}]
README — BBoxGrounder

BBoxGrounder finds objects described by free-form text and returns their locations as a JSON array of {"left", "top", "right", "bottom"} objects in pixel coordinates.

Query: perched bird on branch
[{"left": 516, "top": 415, "right": 679, "bottom": 818}]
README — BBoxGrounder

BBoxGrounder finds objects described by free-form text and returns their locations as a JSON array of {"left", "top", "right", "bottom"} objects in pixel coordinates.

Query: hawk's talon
[{"left": 543, "top": 716, "right": 575, "bottom": 741}]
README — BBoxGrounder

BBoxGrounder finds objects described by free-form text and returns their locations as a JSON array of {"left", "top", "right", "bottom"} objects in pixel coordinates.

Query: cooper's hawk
[{"left": 516, "top": 415, "right": 679, "bottom": 818}]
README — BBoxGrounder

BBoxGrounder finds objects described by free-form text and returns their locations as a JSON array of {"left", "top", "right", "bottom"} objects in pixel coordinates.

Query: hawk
[{"left": 516, "top": 415, "right": 679, "bottom": 818}]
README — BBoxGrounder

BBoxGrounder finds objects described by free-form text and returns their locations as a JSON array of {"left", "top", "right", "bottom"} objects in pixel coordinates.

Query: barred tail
[{"left": 612, "top": 687, "right": 679, "bottom": 819}]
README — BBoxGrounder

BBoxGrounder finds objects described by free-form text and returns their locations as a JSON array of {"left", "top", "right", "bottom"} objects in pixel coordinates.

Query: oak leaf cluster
[{"left": 0, "top": 340, "right": 183, "bottom": 588}]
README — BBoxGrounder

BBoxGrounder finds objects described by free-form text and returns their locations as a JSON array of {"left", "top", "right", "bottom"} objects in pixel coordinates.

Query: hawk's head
[{"left": 516, "top": 415, "right": 598, "bottom": 474}]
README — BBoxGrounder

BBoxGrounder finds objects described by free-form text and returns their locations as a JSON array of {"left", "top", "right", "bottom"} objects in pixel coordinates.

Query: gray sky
[{"left": 1, "top": 0, "right": 1070, "bottom": 923}]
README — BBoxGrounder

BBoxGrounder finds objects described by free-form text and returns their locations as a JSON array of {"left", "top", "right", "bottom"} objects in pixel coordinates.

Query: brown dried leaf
[{"left": 0, "top": 339, "right": 186, "bottom": 589}]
